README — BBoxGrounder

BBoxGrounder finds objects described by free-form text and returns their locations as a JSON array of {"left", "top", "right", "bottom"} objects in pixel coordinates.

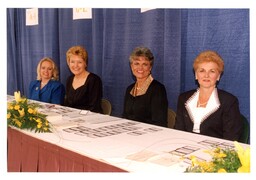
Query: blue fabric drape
[{"left": 7, "top": 8, "right": 250, "bottom": 127}]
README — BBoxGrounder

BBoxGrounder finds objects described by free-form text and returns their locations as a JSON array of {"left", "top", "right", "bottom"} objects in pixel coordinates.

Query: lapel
[{"left": 185, "top": 88, "right": 220, "bottom": 123}]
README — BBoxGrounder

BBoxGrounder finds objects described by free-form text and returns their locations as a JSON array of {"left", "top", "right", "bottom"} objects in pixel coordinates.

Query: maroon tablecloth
[{"left": 7, "top": 127, "right": 127, "bottom": 172}]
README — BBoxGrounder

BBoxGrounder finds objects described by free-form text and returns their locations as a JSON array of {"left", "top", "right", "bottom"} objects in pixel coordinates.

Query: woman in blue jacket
[{"left": 29, "top": 57, "right": 65, "bottom": 105}]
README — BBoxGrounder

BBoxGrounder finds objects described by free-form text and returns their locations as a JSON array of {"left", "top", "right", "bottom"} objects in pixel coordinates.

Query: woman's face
[
  {"left": 40, "top": 60, "right": 53, "bottom": 80},
  {"left": 68, "top": 54, "right": 87, "bottom": 75},
  {"left": 130, "top": 56, "right": 152, "bottom": 81},
  {"left": 195, "top": 61, "right": 221, "bottom": 89}
]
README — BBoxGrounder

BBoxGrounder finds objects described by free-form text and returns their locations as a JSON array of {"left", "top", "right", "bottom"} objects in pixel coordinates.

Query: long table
[{"left": 7, "top": 96, "right": 250, "bottom": 172}]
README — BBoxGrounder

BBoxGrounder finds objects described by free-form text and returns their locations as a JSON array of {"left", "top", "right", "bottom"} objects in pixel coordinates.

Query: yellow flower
[
  {"left": 234, "top": 141, "right": 250, "bottom": 173},
  {"left": 7, "top": 103, "right": 13, "bottom": 110},
  {"left": 213, "top": 149, "right": 227, "bottom": 159},
  {"left": 14, "top": 91, "right": 21, "bottom": 102},
  {"left": 37, "top": 123, "right": 42, "bottom": 128},
  {"left": 7, "top": 113, "right": 11, "bottom": 119},
  {"left": 218, "top": 168, "right": 227, "bottom": 173},
  {"left": 18, "top": 108, "right": 25, "bottom": 117},
  {"left": 32, "top": 109, "right": 38, "bottom": 114},
  {"left": 190, "top": 155, "right": 198, "bottom": 166},
  {"left": 14, "top": 105, "right": 20, "bottom": 110},
  {"left": 199, "top": 161, "right": 214, "bottom": 172},
  {"left": 28, "top": 108, "right": 34, "bottom": 114},
  {"left": 205, "top": 148, "right": 227, "bottom": 159},
  {"left": 14, "top": 119, "right": 22, "bottom": 127},
  {"left": 35, "top": 118, "right": 42, "bottom": 124}
]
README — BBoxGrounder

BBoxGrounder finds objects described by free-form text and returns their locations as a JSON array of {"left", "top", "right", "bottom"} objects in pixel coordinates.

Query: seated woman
[
  {"left": 122, "top": 47, "right": 168, "bottom": 127},
  {"left": 64, "top": 45, "right": 103, "bottom": 113},
  {"left": 174, "top": 50, "right": 243, "bottom": 141},
  {"left": 29, "top": 57, "right": 65, "bottom": 105}
]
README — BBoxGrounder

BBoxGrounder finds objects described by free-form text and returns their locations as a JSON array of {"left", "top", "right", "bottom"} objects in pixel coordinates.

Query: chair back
[
  {"left": 239, "top": 114, "right": 250, "bottom": 144},
  {"left": 167, "top": 108, "right": 176, "bottom": 128},
  {"left": 101, "top": 99, "right": 112, "bottom": 115}
]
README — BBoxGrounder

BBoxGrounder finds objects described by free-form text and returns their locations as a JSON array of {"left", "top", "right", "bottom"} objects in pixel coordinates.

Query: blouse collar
[{"left": 185, "top": 88, "right": 220, "bottom": 124}]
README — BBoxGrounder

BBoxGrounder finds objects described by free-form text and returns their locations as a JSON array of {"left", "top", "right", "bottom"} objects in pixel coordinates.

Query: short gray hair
[{"left": 129, "top": 47, "right": 154, "bottom": 66}]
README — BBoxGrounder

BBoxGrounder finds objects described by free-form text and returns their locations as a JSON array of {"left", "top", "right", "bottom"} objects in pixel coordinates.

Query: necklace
[
  {"left": 132, "top": 75, "right": 153, "bottom": 96},
  {"left": 41, "top": 81, "right": 49, "bottom": 86},
  {"left": 41, "top": 81, "right": 47, "bottom": 85},
  {"left": 198, "top": 101, "right": 208, "bottom": 107},
  {"left": 40, "top": 81, "right": 48, "bottom": 89},
  {"left": 136, "top": 86, "right": 143, "bottom": 90}
]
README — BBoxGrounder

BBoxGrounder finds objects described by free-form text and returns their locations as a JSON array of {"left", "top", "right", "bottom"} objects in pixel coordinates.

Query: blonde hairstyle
[
  {"left": 66, "top": 45, "right": 88, "bottom": 68},
  {"left": 36, "top": 57, "right": 59, "bottom": 80},
  {"left": 193, "top": 50, "right": 224, "bottom": 74}
]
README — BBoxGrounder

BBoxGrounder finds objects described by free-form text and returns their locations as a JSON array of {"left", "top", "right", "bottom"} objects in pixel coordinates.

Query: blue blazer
[
  {"left": 29, "top": 80, "right": 65, "bottom": 105},
  {"left": 174, "top": 88, "right": 243, "bottom": 141}
]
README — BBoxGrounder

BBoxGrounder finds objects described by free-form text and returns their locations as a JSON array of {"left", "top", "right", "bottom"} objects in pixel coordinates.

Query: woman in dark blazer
[{"left": 174, "top": 50, "right": 243, "bottom": 141}]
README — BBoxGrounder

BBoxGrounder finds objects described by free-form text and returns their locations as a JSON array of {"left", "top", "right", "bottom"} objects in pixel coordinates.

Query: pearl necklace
[
  {"left": 197, "top": 101, "right": 208, "bottom": 107},
  {"left": 132, "top": 75, "right": 153, "bottom": 96},
  {"left": 41, "top": 81, "right": 49, "bottom": 87},
  {"left": 136, "top": 86, "right": 144, "bottom": 91}
]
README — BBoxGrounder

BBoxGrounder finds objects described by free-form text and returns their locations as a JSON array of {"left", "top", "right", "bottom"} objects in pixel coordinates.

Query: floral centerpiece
[
  {"left": 185, "top": 141, "right": 250, "bottom": 173},
  {"left": 7, "top": 91, "right": 51, "bottom": 133}
]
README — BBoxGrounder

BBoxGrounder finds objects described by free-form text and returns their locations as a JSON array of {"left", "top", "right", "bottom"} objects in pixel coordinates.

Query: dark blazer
[
  {"left": 123, "top": 80, "right": 168, "bottom": 127},
  {"left": 174, "top": 88, "right": 243, "bottom": 141},
  {"left": 29, "top": 80, "right": 65, "bottom": 105}
]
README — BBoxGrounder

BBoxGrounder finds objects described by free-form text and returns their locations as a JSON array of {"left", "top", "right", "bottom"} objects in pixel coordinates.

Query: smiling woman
[
  {"left": 122, "top": 46, "right": 168, "bottom": 127},
  {"left": 64, "top": 45, "right": 103, "bottom": 114},
  {"left": 29, "top": 57, "right": 65, "bottom": 105},
  {"left": 174, "top": 50, "right": 243, "bottom": 142}
]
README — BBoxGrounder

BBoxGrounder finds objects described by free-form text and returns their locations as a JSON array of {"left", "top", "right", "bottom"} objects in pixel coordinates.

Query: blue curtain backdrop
[{"left": 7, "top": 8, "right": 250, "bottom": 128}]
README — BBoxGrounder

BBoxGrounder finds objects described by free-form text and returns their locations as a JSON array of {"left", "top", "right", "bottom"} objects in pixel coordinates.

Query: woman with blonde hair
[
  {"left": 64, "top": 45, "right": 103, "bottom": 113},
  {"left": 29, "top": 57, "right": 65, "bottom": 104}
]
